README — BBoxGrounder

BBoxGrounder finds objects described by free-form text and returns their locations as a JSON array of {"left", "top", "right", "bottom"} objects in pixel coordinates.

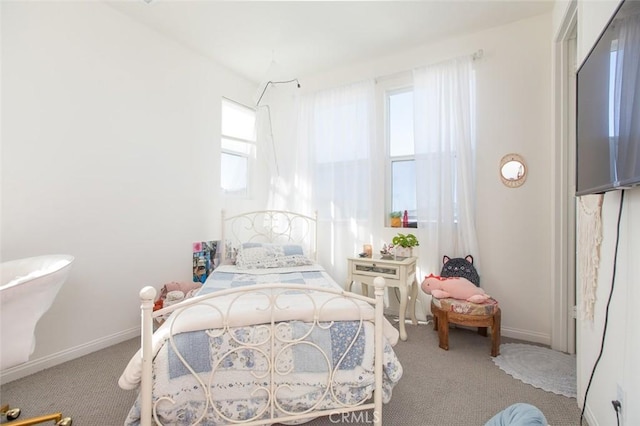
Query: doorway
[{"left": 552, "top": 1, "right": 577, "bottom": 354}]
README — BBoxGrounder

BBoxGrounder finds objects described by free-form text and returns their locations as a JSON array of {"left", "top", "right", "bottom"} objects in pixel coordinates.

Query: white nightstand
[{"left": 346, "top": 256, "right": 418, "bottom": 341}]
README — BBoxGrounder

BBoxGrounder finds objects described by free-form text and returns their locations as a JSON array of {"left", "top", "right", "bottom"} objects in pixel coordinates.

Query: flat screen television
[{"left": 576, "top": 0, "right": 640, "bottom": 196}]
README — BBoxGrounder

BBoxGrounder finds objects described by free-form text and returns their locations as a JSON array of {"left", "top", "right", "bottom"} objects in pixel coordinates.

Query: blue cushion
[{"left": 484, "top": 403, "right": 547, "bottom": 426}]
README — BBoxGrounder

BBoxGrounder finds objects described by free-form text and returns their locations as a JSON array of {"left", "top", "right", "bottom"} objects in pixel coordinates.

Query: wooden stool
[{"left": 431, "top": 298, "right": 501, "bottom": 357}]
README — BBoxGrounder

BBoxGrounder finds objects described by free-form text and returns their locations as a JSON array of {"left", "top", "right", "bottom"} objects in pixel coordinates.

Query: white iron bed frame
[
  {"left": 136, "top": 210, "right": 388, "bottom": 426},
  {"left": 221, "top": 209, "right": 318, "bottom": 260}
]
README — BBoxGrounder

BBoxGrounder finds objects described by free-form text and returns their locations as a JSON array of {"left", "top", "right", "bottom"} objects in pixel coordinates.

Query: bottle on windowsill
[{"left": 402, "top": 210, "right": 409, "bottom": 228}]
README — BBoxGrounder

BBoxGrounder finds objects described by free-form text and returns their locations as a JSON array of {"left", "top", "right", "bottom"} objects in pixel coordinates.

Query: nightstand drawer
[{"left": 352, "top": 262, "right": 400, "bottom": 279}]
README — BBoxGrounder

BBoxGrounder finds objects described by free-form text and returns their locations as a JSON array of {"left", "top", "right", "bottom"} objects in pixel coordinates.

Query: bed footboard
[{"left": 138, "top": 277, "right": 387, "bottom": 426}]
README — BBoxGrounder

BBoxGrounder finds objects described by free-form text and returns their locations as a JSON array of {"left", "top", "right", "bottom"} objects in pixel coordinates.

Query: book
[{"left": 192, "top": 240, "right": 220, "bottom": 283}]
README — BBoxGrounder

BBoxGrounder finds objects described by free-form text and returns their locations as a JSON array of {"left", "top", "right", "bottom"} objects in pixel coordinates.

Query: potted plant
[
  {"left": 391, "top": 233, "right": 419, "bottom": 258},
  {"left": 389, "top": 211, "right": 402, "bottom": 228}
]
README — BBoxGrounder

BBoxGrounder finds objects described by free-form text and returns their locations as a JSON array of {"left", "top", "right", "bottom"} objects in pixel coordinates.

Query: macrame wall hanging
[{"left": 577, "top": 193, "right": 604, "bottom": 321}]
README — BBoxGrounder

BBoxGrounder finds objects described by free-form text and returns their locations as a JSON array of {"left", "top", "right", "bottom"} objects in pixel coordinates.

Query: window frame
[
  {"left": 380, "top": 78, "right": 416, "bottom": 226},
  {"left": 220, "top": 97, "right": 256, "bottom": 197}
]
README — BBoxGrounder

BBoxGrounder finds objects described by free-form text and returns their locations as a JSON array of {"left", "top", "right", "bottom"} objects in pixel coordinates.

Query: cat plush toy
[
  {"left": 421, "top": 254, "right": 488, "bottom": 302},
  {"left": 440, "top": 255, "right": 480, "bottom": 286}
]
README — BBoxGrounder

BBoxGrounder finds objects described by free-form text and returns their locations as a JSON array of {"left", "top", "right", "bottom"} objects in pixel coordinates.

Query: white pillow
[{"left": 235, "top": 243, "right": 312, "bottom": 269}]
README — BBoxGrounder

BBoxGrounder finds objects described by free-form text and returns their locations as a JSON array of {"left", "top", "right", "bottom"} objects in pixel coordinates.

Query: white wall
[
  {"left": 0, "top": 1, "right": 259, "bottom": 382},
  {"left": 274, "top": 14, "right": 554, "bottom": 344},
  {"left": 570, "top": 1, "right": 640, "bottom": 424},
  {"left": 578, "top": 190, "right": 640, "bottom": 426}
]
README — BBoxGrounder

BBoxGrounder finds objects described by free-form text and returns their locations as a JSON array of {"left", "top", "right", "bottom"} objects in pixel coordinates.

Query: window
[
  {"left": 387, "top": 88, "right": 416, "bottom": 224},
  {"left": 221, "top": 98, "right": 256, "bottom": 196}
]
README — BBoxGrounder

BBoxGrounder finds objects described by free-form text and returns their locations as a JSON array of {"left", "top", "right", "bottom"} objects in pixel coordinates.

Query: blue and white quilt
[
  {"left": 120, "top": 264, "right": 403, "bottom": 426},
  {"left": 198, "top": 264, "right": 339, "bottom": 293}
]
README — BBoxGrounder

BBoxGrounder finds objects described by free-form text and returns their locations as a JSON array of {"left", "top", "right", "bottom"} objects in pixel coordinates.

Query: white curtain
[
  {"left": 413, "top": 56, "right": 479, "bottom": 275},
  {"left": 294, "top": 80, "right": 380, "bottom": 281}
]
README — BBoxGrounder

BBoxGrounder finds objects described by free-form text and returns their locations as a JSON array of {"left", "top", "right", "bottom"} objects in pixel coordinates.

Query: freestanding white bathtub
[{"left": 0, "top": 254, "right": 74, "bottom": 371}]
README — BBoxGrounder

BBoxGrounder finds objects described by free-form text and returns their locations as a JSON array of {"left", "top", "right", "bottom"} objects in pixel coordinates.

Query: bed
[{"left": 119, "top": 210, "right": 402, "bottom": 426}]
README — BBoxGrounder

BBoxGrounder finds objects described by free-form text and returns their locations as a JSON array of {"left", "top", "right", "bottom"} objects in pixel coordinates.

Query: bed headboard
[{"left": 221, "top": 210, "right": 318, "bottom": 261}]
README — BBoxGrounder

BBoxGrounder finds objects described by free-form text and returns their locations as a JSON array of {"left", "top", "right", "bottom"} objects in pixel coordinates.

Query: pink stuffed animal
[{"left": 421, "top": 274, "right": 490, "bottom": 303}]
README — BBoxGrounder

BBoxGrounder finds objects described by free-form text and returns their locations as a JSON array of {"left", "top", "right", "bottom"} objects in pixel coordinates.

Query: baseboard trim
[
  {"left": 386, "top": 308, "right": 551, "bottom": 346},
  {"left": 582, "top": 403, "right": 598, "bottom": 426},
  {"left": 502, "top": 326, "right": 551, "bottom": 346},
  {"left": 0, "top": 327, "right": 140, "bottom": 385}
]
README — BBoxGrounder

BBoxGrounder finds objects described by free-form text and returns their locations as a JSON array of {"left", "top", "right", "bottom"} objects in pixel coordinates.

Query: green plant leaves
[{"left": 391, "top": 233, "right": 419, "bottom": 248}]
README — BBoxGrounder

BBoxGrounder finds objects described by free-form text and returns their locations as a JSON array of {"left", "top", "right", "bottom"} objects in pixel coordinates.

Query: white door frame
[{"left": 551, "top": 0, "right": 578, "bottom": 354}]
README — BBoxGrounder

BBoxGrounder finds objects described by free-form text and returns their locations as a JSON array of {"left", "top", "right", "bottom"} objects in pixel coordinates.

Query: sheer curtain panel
[
  {"left": 413, "top": 56, "right": 480, "bottom": 274},
  {"left": 295, "top": 80, "right": 378, "bottom": 281}
]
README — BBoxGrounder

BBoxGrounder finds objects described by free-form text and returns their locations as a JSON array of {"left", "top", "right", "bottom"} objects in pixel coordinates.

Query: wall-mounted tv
[{"left": 576, "top": 0, "right": 640, "bottom": 196}]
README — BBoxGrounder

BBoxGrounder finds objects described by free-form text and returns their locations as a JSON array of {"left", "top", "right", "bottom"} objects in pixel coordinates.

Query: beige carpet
[{"left": 1, "top": 322, "right": 582, "bottom": 425}]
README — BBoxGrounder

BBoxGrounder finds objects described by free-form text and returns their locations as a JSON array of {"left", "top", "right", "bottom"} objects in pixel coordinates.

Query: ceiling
[{"left": 107, "top": 1, "right": 556, "bottom": 84}]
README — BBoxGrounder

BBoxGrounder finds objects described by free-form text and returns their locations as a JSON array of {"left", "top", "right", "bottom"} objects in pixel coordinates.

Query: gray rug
[{"left": 493, "top": 343, "right": 577, "bottom": 398}]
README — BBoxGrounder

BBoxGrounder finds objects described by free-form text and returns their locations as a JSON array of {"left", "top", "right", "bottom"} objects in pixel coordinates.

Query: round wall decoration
[{"left": 499, "top": 153, "right": 527, "bottom": 188}]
